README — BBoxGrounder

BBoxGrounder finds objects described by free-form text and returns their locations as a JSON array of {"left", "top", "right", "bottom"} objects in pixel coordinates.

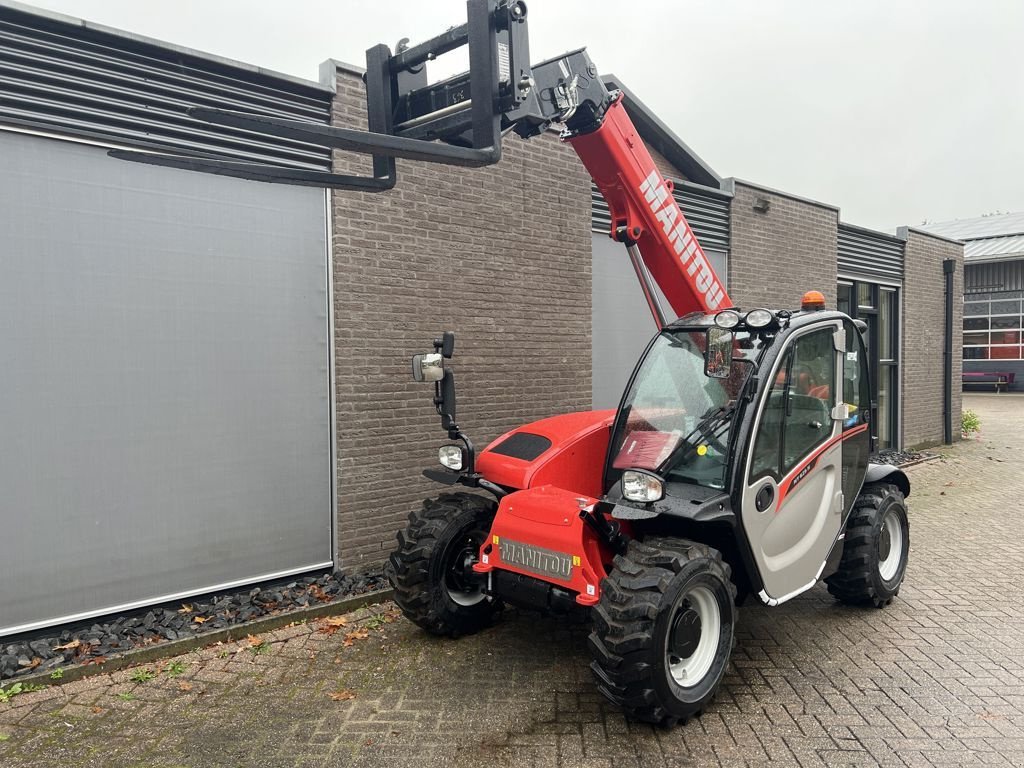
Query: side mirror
[
  {"left": 412, "top": 352, "right": 444, "bottom": 382},
  {"left": 705, "top": 327, "right": 733, "bottom": 379}
]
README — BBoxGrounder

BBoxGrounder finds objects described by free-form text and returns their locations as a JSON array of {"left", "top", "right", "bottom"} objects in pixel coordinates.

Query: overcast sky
[{"left": 27, "top": 0, "right": 1024, "bottom": 233}]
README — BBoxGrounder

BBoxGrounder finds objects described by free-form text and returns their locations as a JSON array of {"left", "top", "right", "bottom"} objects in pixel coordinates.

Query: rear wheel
[
  {"left": 826, "top": 483, "right": 909, "bottom": 608},
  {"left": 388, "top": 492, "right": 501, "bottom": 637},
  {"left": 588, "top": 537, "right": 736, "bottom": 726}
]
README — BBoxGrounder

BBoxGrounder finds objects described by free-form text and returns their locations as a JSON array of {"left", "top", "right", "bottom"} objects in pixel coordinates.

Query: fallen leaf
[
  {"left": 308, "top": 585, "right": 332, "bottom": 603},
  {"left": 27, "top": 658, "right": 41, "bottom": 670},
  {"left": 245, "top": 635, "right": 263, "bottom": 648},
  {"left": 342, "top": 628, "right": 370, "bottom": 647},
  {"left": 178, "top": 682, "right": 193, "bottom": 692},
  {"left": 90, "top": 706, "right": 103, "bottom": 715},
  {"left": 82, "top": 656, "right": 107, "bottom": 666},
  {"left": 328, "top": 689, "right": 356, "bottom": 701},
  {"left": 192, "top": 616, "right": 208, "bottom": 624},
  {"left": 53, "top": 639, "right": 81, "bottom": 651},
  {"left": 317, "top": 616, "right": 349, "bottom": 635},
  {"left": 177, "top": 604, "right": 194, "bottom": 614},
  {"left": 364, "top": 739, "right": 374, "bottom": 746}
]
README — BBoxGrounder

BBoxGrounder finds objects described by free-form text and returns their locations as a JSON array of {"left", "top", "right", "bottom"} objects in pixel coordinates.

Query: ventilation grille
[
  {"left": 0, "top": 5, "right": 332, "bottom": 169},
  {"left": 592, "top": 180, "right": 731, "bottom": 252},
  {"left": 838, "top": 224, "right": 905, "bottom": 282}
]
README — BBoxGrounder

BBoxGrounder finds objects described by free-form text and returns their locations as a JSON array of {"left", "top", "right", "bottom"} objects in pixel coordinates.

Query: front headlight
[
  {"left": 621, "top": 469, "right": 665, "bottom": 503},
  {"left": 439, "top": 445, "right": 464, "bottom": 471}
]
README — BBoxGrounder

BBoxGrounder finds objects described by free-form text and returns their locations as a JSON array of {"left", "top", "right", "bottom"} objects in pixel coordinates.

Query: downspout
[{"left": 943, "top": 258, "right": 955, "bottom": 444}]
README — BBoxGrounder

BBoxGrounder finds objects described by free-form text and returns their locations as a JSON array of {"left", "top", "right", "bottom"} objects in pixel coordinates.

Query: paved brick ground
[{"left": 2, "top": 394, "right": 1022, "bottom": 768}]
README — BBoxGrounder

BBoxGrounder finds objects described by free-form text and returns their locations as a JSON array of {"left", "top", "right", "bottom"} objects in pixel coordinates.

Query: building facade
[
  {"left": 0, "top": 2, "right": 963, "bottom": 632},
  {"left": 921, "top": 212, "right": 1024, "bottom": 392}
]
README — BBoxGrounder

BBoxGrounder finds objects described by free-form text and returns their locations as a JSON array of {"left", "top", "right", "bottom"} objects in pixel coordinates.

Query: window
[
  {"left": 750, "top": 328, "right": 836, "bottom": 481},
  {"left": 963, "top": 291, "right": 1024, "bottom": 361},
  {"left": 843, "top": 320, "right": 869, "bottom": 429}
]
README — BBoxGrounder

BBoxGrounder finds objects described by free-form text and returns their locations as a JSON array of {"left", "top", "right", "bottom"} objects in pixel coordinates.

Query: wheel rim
[
  {"left": 667, "top": 585, "right": 721, "bottom": 688},
  {"left": 878, "top": 508, "right": 904, "bottom": 582},
  {"left": 444, "top": 533, "right": 486, "bottom": 607}
]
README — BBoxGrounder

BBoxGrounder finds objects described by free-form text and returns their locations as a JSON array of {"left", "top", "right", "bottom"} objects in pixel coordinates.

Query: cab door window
[
  {"left": 750, "top": 327, "right": 837, "bottom": 481},
  {"left": 842, "top": 320, "right": 870, "bottom": 430}
]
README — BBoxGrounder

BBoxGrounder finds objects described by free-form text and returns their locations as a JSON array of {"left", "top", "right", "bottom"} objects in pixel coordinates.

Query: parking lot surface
[{"left": 1, "top": 394, "right": 1022, "bottom": 767}]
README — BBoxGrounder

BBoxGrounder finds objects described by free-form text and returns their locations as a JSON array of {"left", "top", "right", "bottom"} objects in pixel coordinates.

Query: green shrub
[{"left": 962, "top": 409, "right": 981, "bottom": 436}]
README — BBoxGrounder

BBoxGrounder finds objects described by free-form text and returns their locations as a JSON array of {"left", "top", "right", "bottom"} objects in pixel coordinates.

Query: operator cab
[
  {"left": 608, "top": 298, "right": 870, "bottom": 499},
  {"left": 604, "top": 299, "right": 874, "bottom": 599}
]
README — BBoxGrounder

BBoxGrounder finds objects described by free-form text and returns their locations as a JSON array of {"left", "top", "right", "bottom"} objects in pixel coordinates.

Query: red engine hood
[{"left": 476, "top": 410, "right": 615, "bottom": 498}]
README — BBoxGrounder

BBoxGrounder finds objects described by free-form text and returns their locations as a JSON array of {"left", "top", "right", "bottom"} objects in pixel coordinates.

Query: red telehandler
[{"left": 117, "top": 0, "right": 912, "bottom": 726}]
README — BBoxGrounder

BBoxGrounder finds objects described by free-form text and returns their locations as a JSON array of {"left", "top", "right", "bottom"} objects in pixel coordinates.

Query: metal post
[{"left": 943, "top": 258, "right": 955, "bottom": 444}]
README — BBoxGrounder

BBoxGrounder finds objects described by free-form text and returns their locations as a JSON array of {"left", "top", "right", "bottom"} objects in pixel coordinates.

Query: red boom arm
[{"left": 566, "top": 95, "right": 731, "bottom": 321}]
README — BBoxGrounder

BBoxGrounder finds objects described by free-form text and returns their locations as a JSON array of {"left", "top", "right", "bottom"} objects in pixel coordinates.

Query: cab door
[{"left": 741, "top": 321, "right": 847, "bottom": 604}]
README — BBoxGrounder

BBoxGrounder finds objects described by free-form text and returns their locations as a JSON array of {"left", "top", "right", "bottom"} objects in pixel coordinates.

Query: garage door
[{"left": 0, "top": 129, "right": 334, "bottom": 635}]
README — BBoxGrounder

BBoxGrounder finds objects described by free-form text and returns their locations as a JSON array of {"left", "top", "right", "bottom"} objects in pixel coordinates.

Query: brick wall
[
  {"left": 647, "top": 145, "right": 688, "bottom": 183},
  {"left": 726, "top": 180, "right": 839, "bottom": 310},
  {"left": 329, "top": 67, "right": 592, "bottom": 569},
  {"left": 898, "top": 228, "right": 964, "bottom": 447}
]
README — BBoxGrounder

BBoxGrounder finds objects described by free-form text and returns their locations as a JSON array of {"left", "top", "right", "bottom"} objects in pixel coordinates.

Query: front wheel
[
  {"left": 388, "top": 492, "right": 501, "bottom": 637},
  {"left": 826, "top": 482, "right": 909, "bottom": 608},
  {"left": 588, "top": 537, "right": 737, "bottom": 726}
]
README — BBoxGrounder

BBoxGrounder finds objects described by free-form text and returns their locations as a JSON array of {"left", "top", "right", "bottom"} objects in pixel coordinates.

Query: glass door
[{"left": 837, "top": 280, "right": 900, "bottom": 449}]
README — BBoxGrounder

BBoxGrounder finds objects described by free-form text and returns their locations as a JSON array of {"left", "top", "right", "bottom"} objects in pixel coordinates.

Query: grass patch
[{"left": 129, "top": 669, "right": 157, "bottom": 684}]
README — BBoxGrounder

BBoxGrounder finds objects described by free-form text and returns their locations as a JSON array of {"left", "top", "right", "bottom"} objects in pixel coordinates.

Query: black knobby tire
[
  {"left": 826, "top": 482, "right": 909, "bottom": 608},
  {"left": 588, "top": 537, "right": 737, "bottom": 726},
  {"left": 388, "top": 492, "right": 501, "bottom": 637}
]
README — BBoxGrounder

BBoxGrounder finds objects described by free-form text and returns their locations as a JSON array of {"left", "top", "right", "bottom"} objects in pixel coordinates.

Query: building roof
[{"left": 919, "top": 211, "right": 1024, "bottom": 263}]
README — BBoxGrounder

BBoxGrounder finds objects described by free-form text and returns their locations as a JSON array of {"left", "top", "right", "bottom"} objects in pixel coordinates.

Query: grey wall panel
[
  {"left": 592, "top": 234, "right": 658, "bottom": 409},
  {"left": 0, "top": 130, "right": 332, "bottom": 635},
  {"left": 591, "top": 235, "right": 728, "bottom": 409}
]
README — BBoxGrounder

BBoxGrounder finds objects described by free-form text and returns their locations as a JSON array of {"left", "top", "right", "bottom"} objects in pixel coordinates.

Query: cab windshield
[{"left": 608, "top": 328, "right": 758, "bottom": 492}]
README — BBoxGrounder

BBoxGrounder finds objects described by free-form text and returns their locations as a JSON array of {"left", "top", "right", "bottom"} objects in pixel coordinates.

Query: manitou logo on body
[
  {"left": 638, "top": 170, "right": 726, "bottom": 310},
  {"left": 499, "top": 539, "right": 574, "bottom": 582}
]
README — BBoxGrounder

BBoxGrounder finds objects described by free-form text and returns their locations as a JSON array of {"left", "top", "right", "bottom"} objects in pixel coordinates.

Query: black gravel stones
[
  {"left": 871, "top": 448, "right": 933, "bottom": 466},
  {"left": 0, "top": 568, "right": 386, "bottom": 682}
]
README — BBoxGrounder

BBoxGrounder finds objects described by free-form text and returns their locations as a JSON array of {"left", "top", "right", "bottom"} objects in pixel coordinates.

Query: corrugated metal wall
[
  {"left": 591, "top": 180, "right": 731, "bottom": 251},
  {"left": 837, "top": 223, "right": 904, "bottom": 282},
  {"left": 0, "top": 3, "right": 332, "bottom": 167},
  {"left": 966, "top": 259, "right": 1024, "bottom": 294}
]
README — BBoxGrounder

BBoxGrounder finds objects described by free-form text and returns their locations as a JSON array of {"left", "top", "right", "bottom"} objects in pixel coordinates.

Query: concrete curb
[{"left": 5, "top": 588, "right": 394, "bottom": 691}]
